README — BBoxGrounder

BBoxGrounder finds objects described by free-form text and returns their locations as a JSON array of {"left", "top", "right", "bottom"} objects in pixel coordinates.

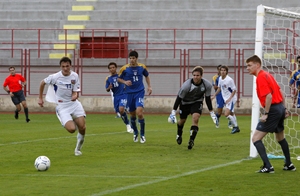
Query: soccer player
[
  {"left": 118, "top": 51, "right": 152, "bottom": 143},
  {"left": 289, "top": 55, "right": 300, "bottom": 108},
  {"left": 3, "top": 66, "right": 30, "bottom": 122},
  {"left": 105, "top": 62, "right": 133, "bottom": 133},
  {"left": 38, "top": 57, "right": 86, "bottom": 156},
  {"left": 169, "top": 66, "right": 218, "bottom": 150},
  {"left": 212, "top": 64, "right": 232, "bottom": 129},
  {"left": 211, "top": 65, "right": 240, "bottom": 134},
  {"left": 246, "top": 54, "right": 296, "bottom": 173}
]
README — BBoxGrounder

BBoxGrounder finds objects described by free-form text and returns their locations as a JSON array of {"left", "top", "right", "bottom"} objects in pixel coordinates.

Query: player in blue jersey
[
  {"left": 105, "top": 62, "right": 133, "bottom": 133},
  {"left": 289, "top": 55, "right": 300, "bottom": 108},
  {"left": 118, "top": 51, "right": 152, "bottom": 143}
]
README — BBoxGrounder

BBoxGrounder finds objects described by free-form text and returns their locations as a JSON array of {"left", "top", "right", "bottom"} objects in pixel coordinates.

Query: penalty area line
[{"left": 90, "top": 159, "right": 247, "bottom": 196}]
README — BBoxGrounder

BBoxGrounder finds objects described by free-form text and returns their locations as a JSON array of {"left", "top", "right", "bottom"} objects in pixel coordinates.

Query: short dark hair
[
  {"left": 192, "top": 66, "right": 203, "bottom": 76},
  {"left": 246, "top": 55, "right": 262, "bottom": 65},
  {"left": 8, "top": 66, "right": 15, "bottom": 71},
  {"left": 108, "top": 62, "right": 117, "bottom": 69},
  {"left": 297, "top": 55, "right": 300, "bottom": 61},
  {"left": 129, "top": 51, "right": 138, "bottom": 58},
  {"left": 217, "top": 64, "right": 222, "bottom": 70},
  {"left": 220, "top": 65, "right": 229, "bottom": 74},
  {"left": 59, "top": 56, "right": 72, "bottom": 65}
]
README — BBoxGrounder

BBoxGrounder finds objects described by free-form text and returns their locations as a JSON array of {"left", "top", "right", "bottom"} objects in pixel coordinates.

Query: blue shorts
[
  {"left": 216, "top": 94, "right": 225, "bottom": 108},
  {"left": 126, "top": 90, "right": 145, "bottom": 112},
  {"left": 113, "top": 94, "right": 127, "bottom": 113}
]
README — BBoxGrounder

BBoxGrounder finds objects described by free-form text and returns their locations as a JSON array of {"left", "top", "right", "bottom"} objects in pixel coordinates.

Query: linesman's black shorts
[
  {"left": 11, "top": 90, "right": 26, "bottom": 105},
  {"left": 179, "top": 101, "right": 203, "bottom": 119},
  {"left": 256, "top": 103, "right": 285, "bottom": 133}
]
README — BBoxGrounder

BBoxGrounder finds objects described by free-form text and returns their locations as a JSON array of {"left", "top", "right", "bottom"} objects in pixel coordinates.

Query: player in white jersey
[
  {"left": 38, "top": 57, "right": 86, "bottom": 156},
  {"left": 211, "top": 65, "right": 240, "bottom": 134}
]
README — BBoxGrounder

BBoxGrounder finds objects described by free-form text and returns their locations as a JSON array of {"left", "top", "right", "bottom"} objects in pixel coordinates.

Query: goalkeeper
[{"left": 168, "top": 66, "right": 217, "bottom": 150}]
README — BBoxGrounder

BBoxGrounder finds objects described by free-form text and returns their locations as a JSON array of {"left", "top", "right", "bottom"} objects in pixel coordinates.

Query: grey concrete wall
[
  {"left": 0, "top": 96, "right": 296, "bottom": 114},
  {"left": 0, "top": 96, "right": 271, "bottom": 115}
]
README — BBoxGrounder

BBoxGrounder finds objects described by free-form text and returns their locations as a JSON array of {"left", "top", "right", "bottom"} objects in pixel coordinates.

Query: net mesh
[{"left": 261, "top": 6, "right": 300, "bottom": 157}]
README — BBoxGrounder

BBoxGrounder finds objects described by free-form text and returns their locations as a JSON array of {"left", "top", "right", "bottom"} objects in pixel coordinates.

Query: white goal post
[{"left": 251, "top": 5, "right": 300, "bottom": 158}]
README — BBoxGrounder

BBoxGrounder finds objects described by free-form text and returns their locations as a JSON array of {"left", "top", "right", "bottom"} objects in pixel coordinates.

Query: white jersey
[
  {"left": 218, "top": 75, "right": 237, "bottom": 102},
  {"left": 44, "top": 70, "right": 81, "bottom": 104}
]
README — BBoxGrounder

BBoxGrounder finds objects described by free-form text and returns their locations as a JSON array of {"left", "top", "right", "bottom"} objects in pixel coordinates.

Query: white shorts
[
  {"left": 55, "top": 100, "right": 86, "bottom": 127},
  {"left": 224, "top": 97, "right": 236, "bottom": 113}
]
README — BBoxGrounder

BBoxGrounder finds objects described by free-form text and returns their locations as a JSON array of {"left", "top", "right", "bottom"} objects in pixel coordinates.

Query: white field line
[{"left": 90, "top": 159, "right": 248, "bottom": 196}]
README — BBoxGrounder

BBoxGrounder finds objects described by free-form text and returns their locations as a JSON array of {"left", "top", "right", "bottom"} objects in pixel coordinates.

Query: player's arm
[
  {"left": 3, "top": 85, "right": 10, "bottom": 94},
  {"left": 211, "top": 87, "right": 221, "bottom": 99},
  {"left": 38, "top": 80, "right": 46, "bottom": 107},
  {"left": 145, "top": 76, "right": 152, "bottom": 95},
  {"left": 117, "top": 78, "right": 132, "bottom": 86},
  {"left": 168, "top": 95, "right": 182, "bottom": 124},
  {"left": 71, "top": 91, "right": 79, "bottom": 101}
]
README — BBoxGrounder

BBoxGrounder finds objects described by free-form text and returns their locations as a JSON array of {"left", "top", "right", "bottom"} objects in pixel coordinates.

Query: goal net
[{"left": 251, "top": 5, "right": 300, "bottom": 158}]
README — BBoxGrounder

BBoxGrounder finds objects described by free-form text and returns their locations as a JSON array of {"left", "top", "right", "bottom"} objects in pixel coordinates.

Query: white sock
[
  {"left": 227, "top": 115, "right": 237, "bottom": 127},
  {"left": 233, "top": 114, "right": 238, "bottom": 126},
  {"left": 76, "top": 132, "right": 85, "bottom": 151}
]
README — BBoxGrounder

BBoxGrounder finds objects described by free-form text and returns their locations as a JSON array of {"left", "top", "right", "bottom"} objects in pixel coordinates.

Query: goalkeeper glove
[
  {"left": 210, "top": 111, "right": 219, "bottom": 128},
  {"left": 168, "top": 110, "right": 177, "bottom": 124}
]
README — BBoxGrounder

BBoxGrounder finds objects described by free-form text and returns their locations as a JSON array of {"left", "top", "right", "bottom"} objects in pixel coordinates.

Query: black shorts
[
  {"left": 11, "top": 90, "right": 26, "bottom": 105},
  {"left": 256, "top": 103, "right": 285, "bottom": 133},
  {"left": 179, "top": 102, "right": 203, "bottom": 119}
]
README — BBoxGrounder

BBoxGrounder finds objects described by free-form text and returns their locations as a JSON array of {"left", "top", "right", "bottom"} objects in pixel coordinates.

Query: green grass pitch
[{"left": 0, "top": 112, "right": 298, "bottom": 196}]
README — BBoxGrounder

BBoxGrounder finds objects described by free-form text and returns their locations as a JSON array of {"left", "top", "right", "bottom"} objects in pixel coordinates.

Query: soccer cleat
[
  {"left": 176, "top": 135, "right": 182, "bottom": 145},
  {"left": 140, "top": 136, "right": 146, "bottom": 144},
  {"left": 231, "top": 126, "right": 240, "bottom": 134},
  {"left": 228, "top": 121, "right": 233, "bottom": 129},
  {"left": 133, "top": 134, "right": 139, "bottom": 142},
  {"left": 283, "top": 163, "right": 296, "bottom": 171},
  {"left": 215, "top": 117, "right": 219, "bottom": 128},
  {"left": 15, "top": 111, "right": 19, "bottom": 119},
  {"left": 126, "top": 124, "right": 133, "bottom": 133},
  {"left": 256, "top": 166, "right": 274, "bottom": 173},
  {"left": 74, "top": 150, "right": 82, "bottom": 156},
  {"left": 26, "top": 118, "right": 30, "bottom": 123},
  {"left": 187, "top": 139, "right": 194, "bottom": 150}
]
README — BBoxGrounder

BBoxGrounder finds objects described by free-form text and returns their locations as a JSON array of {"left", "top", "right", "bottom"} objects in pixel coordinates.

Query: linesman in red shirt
[
  {"left": 3, "top": 66, "right": 30, "bottom": 122},
  {"left": 246, "top": 55, "right": 295, "bottom": 173}
]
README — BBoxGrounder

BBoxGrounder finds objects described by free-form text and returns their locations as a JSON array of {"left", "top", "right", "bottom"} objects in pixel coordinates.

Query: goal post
[{"left": 251, "top": 5, "right": 300, "bottom": 158}]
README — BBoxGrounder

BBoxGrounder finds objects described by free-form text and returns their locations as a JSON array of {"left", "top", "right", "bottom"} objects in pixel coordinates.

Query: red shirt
[
  {"left": 3, "top": 74, "right": 25, "bottom": 92},
  {"left": 256, "top": 70, "right": 282, "bottom": 107}
]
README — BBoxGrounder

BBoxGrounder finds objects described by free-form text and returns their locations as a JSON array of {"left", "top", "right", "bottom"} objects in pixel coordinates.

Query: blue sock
[
  {"left": 139, "top": 119, "right": 145, "bottom": 136},
  {"left": 121, "top": 113, "right": 129, "bottom": 125},
  {"left": 131, "top": 117, "right": 138, "bottom": 135}
]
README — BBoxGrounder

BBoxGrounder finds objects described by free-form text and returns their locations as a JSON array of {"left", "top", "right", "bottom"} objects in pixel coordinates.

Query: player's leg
[
  {"left": 11, "top": 94, "right": 21, "bottom": 119},
  {"left": 177, "top": 104, "right": 189, "bottom": 145},
  {"left": 73, "top": 116, "right": 86, "bottom": 156},
  {"left": 72, "top": 102, "right": 86, "bottom": 156},
  {"left": 187, "top": 102, "right": 202, "bottom": 150},
  {"left": 252, "top": 130, "right": 273, "bottom": 173},
  {"left": 135, "top": 91, "right": 146, "bottom": 143},
  {"left": 127, "top": 93, "right": 139, "bottom": 142},
  {"left": 274, "top": 105, "right": 296, "bottom": 171},
  {"left": 118, "top": 95, "right": 133, "bottom": 133},
  {"left": 17, "top": 90, "right": 30, "bottom": 122}
]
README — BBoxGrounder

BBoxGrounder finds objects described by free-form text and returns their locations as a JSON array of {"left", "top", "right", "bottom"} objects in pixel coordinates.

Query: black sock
[
  {"left": 24, "top": 108, "right": 29, "bottom": 119},
  {"left": 253, "top": 140, "right": 272, "bottom": 168},
  {"left": 189, "top": 125, "right": 198, "bottom": 141},
  {"left": 278, "top": 138, "right": 292, "bottom": 165},
  {"left": 177, "top": 124, "right": 183, "bottom": 136}
]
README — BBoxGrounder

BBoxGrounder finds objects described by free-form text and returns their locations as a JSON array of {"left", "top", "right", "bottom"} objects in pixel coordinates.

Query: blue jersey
[
  {"left": 105, "top": 73, "right": 125, "bottom": 96},
  {"left": 289, "top": 70, "right": 300, "bottom": 88},
  {"left": 119, "top": 63, "right": 149, "bottom": 94}
]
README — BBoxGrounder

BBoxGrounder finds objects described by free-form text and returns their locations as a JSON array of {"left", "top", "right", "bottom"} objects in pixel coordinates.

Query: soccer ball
[{"left": 34, "top": 156, "right": 51, "bottom": 171}]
